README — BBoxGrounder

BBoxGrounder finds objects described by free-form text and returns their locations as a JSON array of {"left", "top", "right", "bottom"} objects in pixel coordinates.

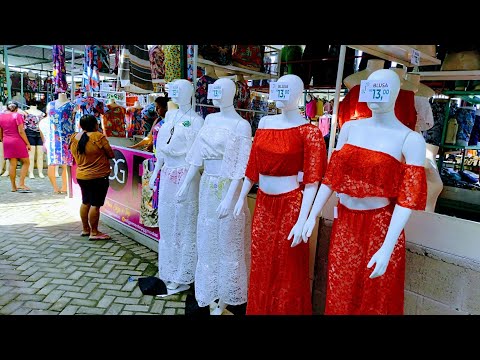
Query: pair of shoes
[{"left": 89, "top": 233, "right": 112, "bottom": 241}]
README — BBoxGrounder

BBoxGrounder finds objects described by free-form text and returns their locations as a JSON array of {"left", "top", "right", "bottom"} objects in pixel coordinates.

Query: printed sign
[
  {"left": 269, "top": 82, "right": 291, "bottom": 101},
  {"left": 411, "top": 49, "right": 421, "bottom": 66},
  {"left": 207, "top": 85, "right": 223, "bottom": 99},
  {"left": 168, "top": 83, "right": 179, "bottom": 98},
  {"left": 359, "top": 80, "right": 391, "bottom": 103}
]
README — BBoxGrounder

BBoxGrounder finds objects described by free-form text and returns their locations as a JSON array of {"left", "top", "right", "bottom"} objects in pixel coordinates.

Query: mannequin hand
[
  {"left": 367, "top": 247, "right": 393, "bottom": 279},
  {"left": 148, "top": 176, "right": 156, "bottom": 190},
  {"left": 302, "top": 216, "right": 316, "bottom": 242},
  {"left": 177, "top": 181, "right": 189, "bottom": 198},
  {"left": 216, "top": 198, "right": 231, "bottom": 219},
  {"left": 288, "top": 221, "right": 305, "bottom": 248},
  {"left": 233, "top": 198, "right": 244, "bottom": 218}
]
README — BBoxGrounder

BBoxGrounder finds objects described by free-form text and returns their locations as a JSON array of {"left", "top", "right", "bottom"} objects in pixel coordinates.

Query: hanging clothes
[
  {"left": 102, "top": 104, "right": 126, "bottom": 137},
  {"left": 46, "top": 100, "right": 76, "bottom": 165},
  {"left": 148, "top": 45, "right": 165, "bottom": 92},
  {"left": 198, "top": 45, "right": 232, "bottom": 66},
  {"left": 186, "top": 45, "right": 205, "bottom": 82},
  {"left": 423, "top": 99, "right": 448, "bottom": 146},
  {"left": 163, "top": 45, "right": 182, "bottom": 83},
  {"left": 118, "top": 45, "right": 154, "bottom": 93},
  {"left": 74, "top": 96, "right": 107, "bottom": 132},
  {"left": 234, "top": 80, "right": 252, "bottom": 121},
  {"left": 52, "top": 45, "right": 68, "bottom": 94},
  {"left": 126, "top": 106, "right": 143, "bottom": 137},
  {"left": 232, "top": 45, "right": 263, "bottom": 71}
]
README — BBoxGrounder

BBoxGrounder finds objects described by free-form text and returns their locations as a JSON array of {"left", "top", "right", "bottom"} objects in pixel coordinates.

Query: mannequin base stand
[{"left": 155, "top": 283, "right": 190, "bottom": 298}]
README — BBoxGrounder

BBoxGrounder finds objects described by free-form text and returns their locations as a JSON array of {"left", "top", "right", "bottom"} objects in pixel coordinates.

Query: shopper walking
[
  {"left": 69, "top": 114, "right": 114, "bottom": 240},
  {"left": 0, "top": 101, "right": 31, "bottom": 192}
]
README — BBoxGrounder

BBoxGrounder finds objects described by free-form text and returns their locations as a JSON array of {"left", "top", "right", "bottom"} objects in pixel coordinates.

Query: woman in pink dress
[{"left": 0, "top": 102, "right": 31, "bottom": 192}]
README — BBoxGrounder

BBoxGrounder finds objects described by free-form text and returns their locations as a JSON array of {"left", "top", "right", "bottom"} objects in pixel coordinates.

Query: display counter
[{"left": 70, "top": 137, "right": 160, "bottom": 251}]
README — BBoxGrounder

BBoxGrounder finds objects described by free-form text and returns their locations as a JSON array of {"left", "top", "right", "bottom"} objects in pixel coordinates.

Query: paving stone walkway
[{"left": 0, "top": 169, "right": 186, "bottom": 315}]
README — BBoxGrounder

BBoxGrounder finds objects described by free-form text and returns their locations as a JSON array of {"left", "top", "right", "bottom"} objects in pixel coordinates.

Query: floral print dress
[{"left": 46, "top": 100, "right": 76, "bottom": 166}]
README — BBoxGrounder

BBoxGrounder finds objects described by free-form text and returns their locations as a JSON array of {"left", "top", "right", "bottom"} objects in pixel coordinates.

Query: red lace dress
[
  {"left": 322, "top": 143, "right": 427, "bottom": 315},
  {"left": 338, "top": 85, "right": 417, "bottom": 130},
  {"left": 245, "top": 123, "right": 327, "bottom": 315}
]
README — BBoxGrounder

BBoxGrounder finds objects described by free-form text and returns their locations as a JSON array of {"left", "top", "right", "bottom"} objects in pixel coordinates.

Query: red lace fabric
[
  {"left": 338, "top": 85, "right": 417, "bottom": 130},
  {"left": 245, "top": 123, "right": 327, "bottom": 184},
  {"left": 325, "top": 203, "right": 405, "bottom": 315},
  {"left": 247, "top": 188, "right": 312, "bottom": 315},
  {"left": 323, "top": 144, "right": 427, "bottom": 210}
]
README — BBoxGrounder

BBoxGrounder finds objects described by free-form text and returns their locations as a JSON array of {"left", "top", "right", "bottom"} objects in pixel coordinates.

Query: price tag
[
  {"left": 358, "top": 80, "right": 391, "bottom": 103},
  {"left": 269, "top": 82, "right": 291, "bottom": 101},
  {"left": 168, "top": 83, "right": 179, "bottom": 98},
  {"left": 207, "top": 85, "right": 223, "bottom": 100},
  {"left": 411, "top": 49, "right": 420, "bottom": 66}
]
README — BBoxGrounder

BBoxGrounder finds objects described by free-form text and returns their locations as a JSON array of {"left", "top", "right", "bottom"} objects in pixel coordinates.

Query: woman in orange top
[{"left": 69, "top": 114, "right": 114, "bottom": 240}]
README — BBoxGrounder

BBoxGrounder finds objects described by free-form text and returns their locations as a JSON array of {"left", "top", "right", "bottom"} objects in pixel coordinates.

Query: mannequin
[
  {"left": 233, "top": 74, "right": 327, "bottom": 315},
  {"left": 45, "top": 93, "right": 75, "bottom": 194},
  {"left": 178, "top": 78, "right": 252, "bottom": 315},
  {"left": 25, "top": 105, "right": 46, "bottom": 178},
  {"left": 303, "top": 69, "right": 427, "bottom": 314},
  {"left": 148, "top": 79, "right": 204, "bottom": 295},
  {"left": 343, "top": 59, "right": 385, "bottom": 89},
  {"left": 405, "top": 73, "right": 442, "bottom": 211}
]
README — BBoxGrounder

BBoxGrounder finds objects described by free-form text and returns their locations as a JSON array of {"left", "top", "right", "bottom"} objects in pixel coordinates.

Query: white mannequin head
[
  {"left": 212, "top": 78, "right": 236, "bottom": 108},
  {"left": 366, "top": 69, "right": 400, "bottom": 114},
  {"left": 170, "top": 79, "right": 194, "bottom": 107},
  {"left": 275, "top": 74, "right": 303, "bottom": 111}
]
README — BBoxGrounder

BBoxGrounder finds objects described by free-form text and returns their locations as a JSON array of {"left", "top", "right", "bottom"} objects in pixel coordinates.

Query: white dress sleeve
[
  {"left": 185, "top": 125, "right": 205, "bottom": 167},
  {"left": 220, "top": 133, "right": 252, "bottom": 180}
]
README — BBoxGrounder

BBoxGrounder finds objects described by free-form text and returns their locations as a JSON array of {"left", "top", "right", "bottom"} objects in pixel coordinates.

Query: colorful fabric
[
  {"left": 454, "top": 107, "right": 476, "bottom": 146},
  {"left": 82, "top": 45, "right": 100, "bottom": 92},
  {"left": 326, "top": 203, "right": 405, "bottom": 315},
  {"left": 234, "top": 80, "right": 251, "bottom": 121},
  {"left": 140, "top": 158, "right": 158, "bottom": 227},
  {"left": 163, "top": 45, "right": 182, "bottom": 83},
  {"left": 149, "top": 45, "right": 165, "bottom": 82},
  {"left": 126, "top": 107, "right": 143, "bottom": 137},
  {"left": 198, "top": 45, "right": 232, "bottom": 66},
  {"left": 74, "top": 96, "right": 107, "bottom": 132},
  {"left": 24, "top": 114, "right": 43, "bottom": 133},
  {"left": 247, "top": 187, "right": 311, "bottom": 315},
  {"left": 423, "top": 100, "right": 448, "bottom": 146},
  {"left": 195, "top": 75, "right": 219, "bottom": 119},
  {"left": 52, "top": 45, "right": 68, "bottom": 94},
  {"left": 46, "top": 100, "right": 76, "bottom": 166},
  {"left": 232, "top": 45, "right": 263, "bottom": 71},
  {"left": 103, "top": 105, "right": 126, "bottom": 137},
  {"left": 118, "top": 45, "right": 154, "bottom": 93},
  {"left": 140, "top": 103, "right": 159, "bottom": 135},
  {"left": 187, "top": 45, "right": 205, "bottom": 81}
]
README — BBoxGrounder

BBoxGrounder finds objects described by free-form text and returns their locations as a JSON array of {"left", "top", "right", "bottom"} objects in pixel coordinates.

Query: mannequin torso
[{"left": 56, "top": 93, "right": 69, "bottom": 108}]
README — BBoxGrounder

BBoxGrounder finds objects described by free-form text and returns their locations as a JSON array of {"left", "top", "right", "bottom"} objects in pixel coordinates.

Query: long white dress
[
  {"left": 186, "top": 120, "right": 252, "bottom": 307},
  {"left": 155, "top": 109, "right": 203, "bottom": 285}
]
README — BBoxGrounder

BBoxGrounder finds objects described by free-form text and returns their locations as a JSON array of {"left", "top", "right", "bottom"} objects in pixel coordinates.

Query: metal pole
[
  {"left": 4, "top": 46, "right": 11, "bottom": 101},
  {"left": 20, "top": 72, "right": 24, "bottom": 102},
  {"left": 192, "top": 45, "right": 198, "bottom": 112},
  {"left": 70, "top": 47, "right": 75, "bottom": 99},
  {"left": 328, "top": 45, "right": 346, "bottom": 159}
]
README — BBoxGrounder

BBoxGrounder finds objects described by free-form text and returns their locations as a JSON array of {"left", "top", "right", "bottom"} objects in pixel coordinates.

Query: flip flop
[
  {"left": 80, "top": 232, "right": 90, "bottom": 237},
  {"left": 89, "top": 233, "right": 112, "bottom": 241},
  {"left": 17, "top": 188, "right": 32, "bottom": 193}
]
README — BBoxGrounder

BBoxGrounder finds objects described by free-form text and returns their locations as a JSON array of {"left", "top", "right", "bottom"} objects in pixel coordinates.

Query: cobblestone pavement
[{"left": 0, "top": 169, "right": 186, "bottom": 315}]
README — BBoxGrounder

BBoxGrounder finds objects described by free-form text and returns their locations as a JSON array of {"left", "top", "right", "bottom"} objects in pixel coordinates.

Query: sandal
[
  {"left": 17, "top": 187, "right": 32, "bottom": 193},
  {"left": 89, "top": 233, "right": 112, "bottom": 241},
  {"left": 80, "top": 232, "right": 90, "bottom": 237}
]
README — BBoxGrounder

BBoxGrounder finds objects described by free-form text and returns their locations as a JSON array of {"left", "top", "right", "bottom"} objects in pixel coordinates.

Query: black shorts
[
  {"left": 27, "top": 135, "right": 43, "bottom": 146},
  {"left": 77, "top": 176, "right": 110, "bottom": 207}
]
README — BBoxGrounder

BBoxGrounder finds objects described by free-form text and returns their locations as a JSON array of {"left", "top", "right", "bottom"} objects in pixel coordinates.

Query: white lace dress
[
  {"left": 186, "top": 123, "right": 252, "bottom": 307},
  {"left": 155, "top": 109, "right": 204, "bottom": 285}
]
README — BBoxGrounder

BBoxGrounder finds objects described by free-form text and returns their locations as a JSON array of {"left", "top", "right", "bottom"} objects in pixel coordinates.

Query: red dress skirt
[
  {"left": 246, "top": 188, "right": 312, "bottom": 315},
  {"left": 325, "top": 203, "right": 405, "bottom": 315}
]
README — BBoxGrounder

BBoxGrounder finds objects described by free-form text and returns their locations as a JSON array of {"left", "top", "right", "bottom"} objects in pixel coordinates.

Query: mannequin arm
[
  {"left": 367, "top": 131, "right": 427, "bottom": 279},
  {"left": 233, "top": 177, "right": 254, "bottom": 218},
  {"left": 217, "top": 179, "right": 242, "bottom": 219},
  {"left": 289, "top": 182, "right": 319, "bottom": 247},
  {"left": 367, "top": 205, "right": 411, "bottom": 278},
  {"left": 176, "top": 164, "right": 200, "bottom": 198},
  {"left": 301, "top": 183, "right": 334, "bottom": 241}
]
